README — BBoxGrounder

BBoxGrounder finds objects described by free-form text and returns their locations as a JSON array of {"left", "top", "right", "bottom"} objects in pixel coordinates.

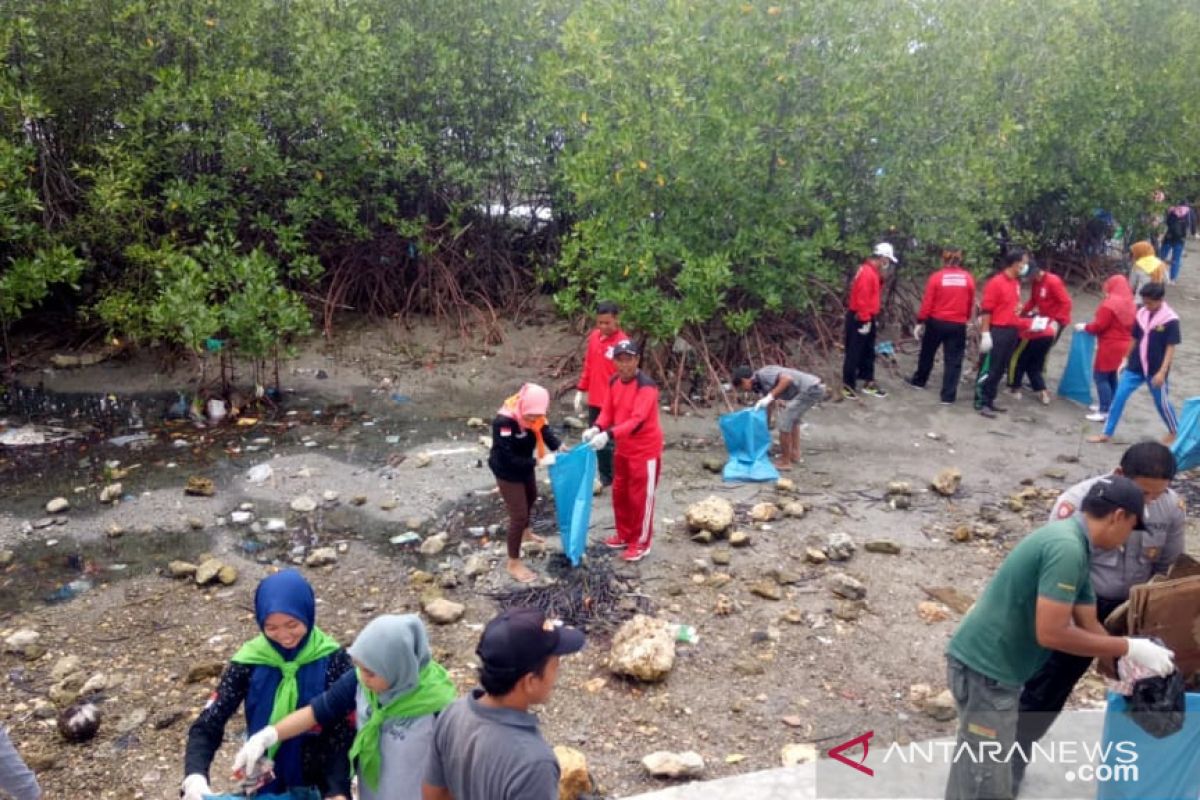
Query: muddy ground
[{"left": 1, "top": 244, "right": 1199, "bottom": 799}]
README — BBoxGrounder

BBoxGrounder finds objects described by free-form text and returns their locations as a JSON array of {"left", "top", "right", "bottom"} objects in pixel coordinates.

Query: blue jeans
[
  {"left": 1159, "top": 240, "right": 1184, "bottom": 282},
  {"left": 1093, "top": 370, "right": 1117, "bottom": 413},
  {"left": 1103, "top": 369, "right": 1178, "bottom": 436}
]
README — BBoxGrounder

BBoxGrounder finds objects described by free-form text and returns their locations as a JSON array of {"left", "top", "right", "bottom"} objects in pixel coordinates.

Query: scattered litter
[
  {"left": 390, "top": 533, "right": 421, "bottom": 546},
  {"left": 246, "top": 464, "right": 273, "bottom": 484},
  {"left": 108, "top": 433, "right": 154, "bottom": 448},
  {"left": 385, "top": 435, "right": 400, "bottom": 444}
]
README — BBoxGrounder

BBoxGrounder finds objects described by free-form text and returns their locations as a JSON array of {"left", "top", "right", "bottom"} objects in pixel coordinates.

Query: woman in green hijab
[{"left": 232, "top": 614, "right": 457, "bottom": 800}]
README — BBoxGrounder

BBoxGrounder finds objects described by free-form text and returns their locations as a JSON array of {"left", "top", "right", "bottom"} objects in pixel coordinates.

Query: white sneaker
[
  {"left": 1086, "top": 412, "right": 1108, "bottom": 422},
  {"left": 1088, "top": 404, "right": 1100, "bottom": 412}
]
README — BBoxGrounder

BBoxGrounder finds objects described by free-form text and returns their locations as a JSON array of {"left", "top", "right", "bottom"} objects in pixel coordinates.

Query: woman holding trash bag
[
  {"left": 232, "top": 614, "right": 456, "bottom": 800},
  {"left": 488, "top": 383, "right": 562, "bottom": 584},
  {"left": 1076, "top": 275, "right": 1136, "bottom": 423},
  {"left": 181, "top": 570, "right": 354, "bottom": 800},
  {"left": 1089, "top": 282, "right": 1181, "bottom": 445}
]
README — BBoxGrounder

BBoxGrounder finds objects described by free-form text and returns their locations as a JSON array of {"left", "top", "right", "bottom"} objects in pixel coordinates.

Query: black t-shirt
[
  {"left": 1127, "top": 317, "right": 1181, "bottom": 377},
  {"left": 487, "top": 415, "right": 562, "bottom": 483}
]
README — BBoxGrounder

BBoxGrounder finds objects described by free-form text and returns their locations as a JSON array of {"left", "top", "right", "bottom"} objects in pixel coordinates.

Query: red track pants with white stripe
[{"left": 612, "top": 453, "right": 661, "bottom": 549}]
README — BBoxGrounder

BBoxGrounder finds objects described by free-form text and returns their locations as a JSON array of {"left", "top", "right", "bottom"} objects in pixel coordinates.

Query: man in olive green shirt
[{"left": 943, "top": 476, "right": 1175, "bottom": 800}]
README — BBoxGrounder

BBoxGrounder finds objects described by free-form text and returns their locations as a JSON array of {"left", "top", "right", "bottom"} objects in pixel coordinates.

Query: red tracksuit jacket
[
  {"left": 917, "top": 267, "right": 975, "bottom": 324},
  {"left": 980, "top": 272, "right": 1030, "bottom": 331},
  {"left": 577, "top": 328, "right": 629, "bottom": 408},
  {"left": 847, "top": 261, "right": 881, "bottom": 323},
  {"left": 1021, "top": 273, "right": 1072, "bottom": 328},
  {"left": 596, "top": 371, "right": 664, "bottom": 461}
]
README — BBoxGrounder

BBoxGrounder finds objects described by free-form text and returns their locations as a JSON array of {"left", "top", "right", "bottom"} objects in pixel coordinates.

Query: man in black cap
[
  {"left": 422, "top": 607, "right": 585, "bottom": 800},
  {"left": 942, "top": 475, "right": 1175, "bottom": 800}
]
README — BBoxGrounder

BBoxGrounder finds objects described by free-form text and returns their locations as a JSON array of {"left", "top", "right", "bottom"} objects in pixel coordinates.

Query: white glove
[
  {"left": 538, "top": 452, "right": 557, "bottom": 468},
  {"left": 232, "top": 725, "right": 279, "bottom": 778},
  {"left": 913, "top": 324, "right": 924, "bottom": 340},
  {"left": 181, "top": 774, "right": 211, "bottom": 800},
  {"left": 754, "top": 395, "right": 774, "bottom": 410},
  {"left": 1074, "top": 322, "right": 1086, "bottom": 332},
  {"left": 573, "top": 391, "right": 585, "bottom": 415},
  {"left": 979, "top": 331, "right": 993, "bottom": 354},
  {"left": 581, "top": 426, "right": 599, "bottom": 443},
  {"left": 857, "top": 321, "right": 871, "bottom": 335},
  {"left": 1048, "top": 320, "right": 1060, "bottom": 336},
  {"left": 1030, "top": 316, "right": 1050, "bottom": 333},
  {"left": 1124, "top": 637, "right": 1175, "bottom": 676},
  {"left": 589, "top": 431, "right": 610, "bottom": 451}
]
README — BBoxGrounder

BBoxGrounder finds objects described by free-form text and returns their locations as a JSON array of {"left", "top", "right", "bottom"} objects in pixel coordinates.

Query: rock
[
  {"left": 829, "top": 572, "right": 866, "bottom": 600},
  {"left": 768, "top": 568, "right": 803, "bottom": 585},
  {"left": 437, "top": 570, "right": 460, "bottom": 589},
  {"left": 218, "top": 565, "right": 238, "bottom": 585},
  {"left": 834, "top": 599, "right": 866, "bottom": 621},
  {"left": 463, "top": 554, "right": 490, "bottom": 578},
  {"left": 351, "top": 495, "right": 368, "bottom": 506},
  {"left": 99, "top": 483, "right": 122, "bottom": 504},
  {"left": 781, "top": 607, "right": 806, "bottom": 624},
  {"left": 733, "top": 658, "right": 766, "bottom": 676},
  {"left": 4, "top": 630, "right": 40, "bottom": 652},
  {"left": 423, "top": 597, "right": 465, "bottom": 625},
  {"left": 414, "top": 452, "right": 433, "bottom": 469},
  {"left": 50, "top": 656, "right": 82, "bottom": 683},
  {"left": 750, "top": 502, "right": 780, "bottom": 522},
  {"left": 419, "top": 532, "right": 449, "bottom": 556},
  {"left": 79, "top": 673, "right": 107, "bottom": 696},
  {"left": 608, "top": 615, "right": 676, "bottom": 682},
  {"left": 728, "top": 530, "right": 750, "bottom": 548},
  {"left": 0, "top": 550, "right": 13, "bottom": 567},
  {"left": 690, "top": 530, "right": 714, "bottom": 545},
  {"left": 167, "top": 560, "right": 197, "bottom": 579},
  {"left": 776, "top": 477, "right": 796, "bottom": 493},
  {"left": 952, "top": 525, "right": 972, "bottom": 542},
  {"left": 555, "top": 746, "right": 591, "bottom": 800},
  {"left": 1043, "top": 467, "right": 1068, "bottom": 480},
  {"left": 886, "top": 480, "right": 912, "bottom": 496},
  {"left": 290, "top": 495, "right": 318, "bottom": 513},
  {"left": 890, "top": 495, "right": 912, "bottom": 510},
  {"left": 781, "top": 743, "right": 817, "bottom": 767},
  {"left": 931, "top": 468, "right": 962, "bottom": 497},
  {"left": 701, "top": 456, "right": 724, "bottom": 474},
  {"left": 194, "top": 558, "right": 224, "bottom": 585},
  {"left": 186, "top": 516, "right": 205, "bottom": 530},
  {"left": 782, "top": 501, "right": 807, "bottom": 518},
  {"left": 184, "top": 476, "right": 215, "bottom": 497},
  {"left": 45, "top": 497, "right": 70, "bottom": 514},
  {"left": 57, "top": 702, "right": 101, "bottom": 742},
  {"left": 323, "top": 490, "right": 339, "bottom": 503},
  {"left": 922, "top": 585, "right": 974, "bottom": 615},
  {"left": 116, "top": 708, "right": 148, "bottom": 735},
  {"left": 685, "top": 496, "right": 735, "bottom": 534},
  {"left": 642, "top": 750, "right": 705, "bottom": 779},
  {"left": 864, "top": 539, "right": 902, "bottom": 555},
  {"left": 152, "top": 709, "right": 186, "bottom": 730},
  {"left": 1007, "top": 494, "right": 1026, "bottom": 512},
  {"left": 804, "top": 547, "right": 828, "bottom": 564},
  {"left": 410, "top": 570, "right": 435, "bottom": 585},
  {"left": 49, "top": 681, "right": 80, "bottom": 706},
  {"left": 305, "top": 547, "right": 338, "bottom": 567},
  {"left": 714, "top": 594, "right": 735, "bottom": 615},
  {"left": 749, "top": 579, "right": 783, "bottom": 601},
  {"left": 824, "top": 532, "right": 856, "bottom": 561},
  {"left": 922, "top": 689, "right": 957, "bottom": 721},
  {"left": 918, "top": 601, "right": 951, "bottom": 623},
  {"left": 380, "top": 497, "right": 398, "bottom": 510},
  {"left": 711, "top": 549, "right": 732, "bottom": 566},
  {"left": 562, "top": 416, "right": 587, "bottom": 430},
  {"left": 466, "top": 417, "right": 487, "bottom": 429},
  {"left": 31, "top": 517, "right": 55, "bottom": 530}
]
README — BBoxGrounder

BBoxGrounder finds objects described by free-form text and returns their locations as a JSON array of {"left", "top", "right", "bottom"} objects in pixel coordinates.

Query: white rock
[
  {"left": 290, "top": 495, "right": 318, "bottom": 513},
  {"left": 45, "top": 497, "right": 69, "bottom": 514},
  {"left": 305, "top": 548, "right": 338, "bottom": 567},
  {"left": 685, "top": 496, "right": 735, "bottom": 534},
  {"left": 642, "top": 750, "right": 705, "bottom": 778},
  {"left": 50, "top": 656, "right": 82, "bottom": 683},
  {"left": 4, "top": 630, "right": 40, "bottom": 651},
  {"left": 423, "top": 597, "right": 465, "bottom": 624},
  {"left": 99, "top": 483, "right": 122, "bottom": 504},
  {"left": 608, "top": 615, "right": 676, "bottom": 682},
  {"left": 322, "top": 490, "right": 339, "bottom": 503},
  {"left": 79, "top": 673, "right": 107, "bottom": 696},
  {"left": 246, "top": 464, "right": 273, "bottom": 484},
  {"left": 419, "top": 533, "right": 448, "bottom": 556}
]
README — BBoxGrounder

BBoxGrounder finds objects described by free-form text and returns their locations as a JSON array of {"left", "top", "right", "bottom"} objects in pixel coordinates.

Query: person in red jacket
[
  {"left": 1008, "top": 261, "right": 1073, "bottom": 404},
  {"left": 906, "top": 247, "right": 976, "bottom": 404},
  {"left": 1075, "top": 275, "right": 1135, "bottom": 423},
  {"left": 975, "top": 248, "right": 1043, "bottom": 417},
  {"left": 573, "top": 300, "right": 627, "bottom": 487},
  {"left": 581, "top": 340, "right": 664, "bottom": 562},
  {"left": 841, "top": 243, "right": 897, "bottom": 399}
]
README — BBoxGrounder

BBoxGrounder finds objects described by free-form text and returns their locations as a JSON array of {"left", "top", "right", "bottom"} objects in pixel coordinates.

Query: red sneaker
[
  {"left": 621, "top": 544, "right": 651, "bottom": 562},
  {"left": 603, "top": 535, "right": 627, "bottom": 549}
]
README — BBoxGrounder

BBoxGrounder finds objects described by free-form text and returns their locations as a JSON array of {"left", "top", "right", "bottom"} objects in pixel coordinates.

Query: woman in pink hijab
[{"left": 487, "top": 383, "right": 563, "bottom": 583}]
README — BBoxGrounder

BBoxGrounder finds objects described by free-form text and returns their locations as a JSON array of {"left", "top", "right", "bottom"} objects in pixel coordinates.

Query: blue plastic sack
[
  {"left": 1057, "top": 330, "right": 1095, "bottom": 406},
  {"left": 1097, "top": 691, "right": 1200, "bottom": 800},
  {"left": 1170, "top": 396, "right": 1200, "bottom": 471},
  {"left": 549, "top": 446, "right": 596, "bottom": 566},
  {"left": 719, "top": 408, "right": 779, "bottom": 482}
]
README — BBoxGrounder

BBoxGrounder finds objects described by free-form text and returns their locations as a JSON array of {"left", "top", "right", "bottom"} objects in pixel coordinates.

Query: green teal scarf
[{"left": 349, "top": 661, "right": 457, "bottom": 790}]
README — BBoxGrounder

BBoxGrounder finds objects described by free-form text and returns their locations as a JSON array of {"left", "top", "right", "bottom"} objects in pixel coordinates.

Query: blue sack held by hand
[
  {"left": 719, "top": 408, "right": 779, "bottom": 482},
  {"left": 1170, "top": 396, "right": 1200, "bottom": 471},
  {"left": 1057, "top": 330, "right": 1095, "bottom": 406},
  {"left": 548, "top": 446, "right": 597, "bottom": 566}
]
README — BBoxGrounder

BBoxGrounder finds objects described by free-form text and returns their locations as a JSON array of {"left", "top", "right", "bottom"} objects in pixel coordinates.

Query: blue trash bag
[
  {"left": 1170, "top": 396, "right": 1200, "bottom": 471},
  {"left": 1097, "top": 691, "right": 1200, "bottom": 800},
  {"left": 719, "top": 408, "right": 779, "bottom": 482},
  {"left": 1057, "top": 330, "right": 1095, "bottom": 406},
  {"left": 548, "top": 446, "right": 597, "bottom": 566}
]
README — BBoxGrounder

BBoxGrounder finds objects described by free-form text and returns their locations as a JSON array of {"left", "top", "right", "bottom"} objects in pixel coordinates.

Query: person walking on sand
[
  {"left": 731, "top": 365, "right": 826, "bottom": 470},
  {"left": 975, "top": 248, "right": 1044, "bottom": 418},
  {"left": 572, "top": 300, "right": 626, "bottom": 488},
  {"left": 488, "top": 383, "right": 562, "bottom": 583},
  {"left": 841, "top": 243, "right": 897, "bottom": 399},
  {"left": 1008, "top": 260, "right": 1071, "bottom": 405},
  {"left": 906, "top": 247, "right": 975, "bottom": 404},
  {"left": 582, "top": 340, "right": 664, "bottom": 562},
  {"left": 1160, "top": 201, "right": 1190, "bottom": 283},
  {"left": 1089, "top": 282, "right": 1180, "bottom": 445},
  {"left": 1075, "top": 275, "right": 1136, "bottom": 423}
]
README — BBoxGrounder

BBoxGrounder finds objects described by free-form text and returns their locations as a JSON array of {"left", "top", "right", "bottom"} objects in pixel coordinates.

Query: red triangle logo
[{"left": 828, "top": 730, "right": 874, "bottom": 776}]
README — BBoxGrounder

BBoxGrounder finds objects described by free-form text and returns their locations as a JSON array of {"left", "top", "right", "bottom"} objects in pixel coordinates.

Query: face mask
[{"left": 1018, "top": 263, "right": 1031, "bottom": 278}]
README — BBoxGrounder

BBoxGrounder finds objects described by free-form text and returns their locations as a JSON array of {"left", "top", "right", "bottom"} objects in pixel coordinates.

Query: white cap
[{"left": 873, "top": 243, "right": 898, "bottom": 263}]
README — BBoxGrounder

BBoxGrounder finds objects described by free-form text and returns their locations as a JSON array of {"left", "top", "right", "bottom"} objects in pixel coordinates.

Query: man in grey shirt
[
  {"left": 732, "top": 365, "right": 826, "bottom": 471},
  {"left": 422, "top": 607, "right": 584, "bottom": 800},
  {"left": 1012, "top": 441, "right": 1185, "bottom": 791},
  {"left": 0, "top": 728, "right": 40, "bottom": 800}
]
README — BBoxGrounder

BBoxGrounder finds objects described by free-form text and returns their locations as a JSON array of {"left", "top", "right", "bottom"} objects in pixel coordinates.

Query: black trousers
[
  {"left": 975, "top": 326, "right": 1019, "bottom": 409},
  {"left": 911, "top": 319, "right": 966, "bottom": 402},
  {"left": 842, "top": 312, "right": 876, "bottom": 389},
  {"left": 1008, "top": 336, "right": 1055, "bottom": 393},
  {"left": 1012, "top": 596, "right": 1123, "bottom": 788},
  {"left": 587, "top": 405, "right": 614, "bottom": 485}
]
